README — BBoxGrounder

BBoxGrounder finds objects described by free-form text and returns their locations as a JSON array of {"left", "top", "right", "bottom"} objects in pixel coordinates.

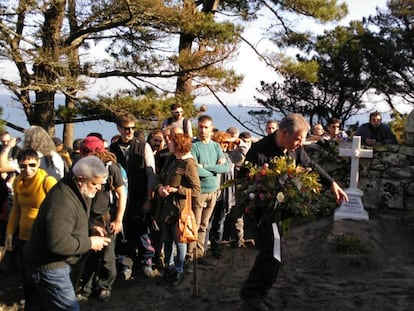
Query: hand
[
  {"left": 90, "top": 236, "right": 111, "bottom": 252},
  {"left": 217, "top": 158, "right": 225, "bottom": 164},
  {"left": 91, "top": 225, "right": 107, "bottom": 237},
  {"left": 110, "top": 219, "right": 123, "bottom": 235},
  {"left": 5, "top": 233, "right": 13, "bottom": 251},
  {"left": 365, "top": 138, "right": 377, "bottom": 146},
  {"left": 7, "top": 137, "right": 17, "bottom": 148},
  {"left": 166, "top": 185, "right": 177, "bottom": 193},
  {"left": 331, "top": 181, "right": 348, "bottom": 204},
  {"left": 158, "top": 185, "right": 169, "bottom": 197},
  {"left": 157, "top": 185, "right": 177, "bottom": 197}
]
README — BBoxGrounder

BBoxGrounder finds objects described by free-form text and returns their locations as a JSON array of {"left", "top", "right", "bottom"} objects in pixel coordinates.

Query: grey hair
[
  {"left": 24, "top": 125, "right": 56, "bottom": 156},
  {"left": 279, "top": 113, "right": 310, "bottom": 134},
  {"left": 72, "top": 156, "right": 107, "bottom": 179}
]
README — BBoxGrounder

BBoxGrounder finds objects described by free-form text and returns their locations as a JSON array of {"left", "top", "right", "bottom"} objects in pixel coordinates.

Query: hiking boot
[
  {"left": 143, "top": 265, "right": 160, "bottom": 278},
  {"left": 242, "top": 298, "right": 269, "bottom": 311},
  {"left": 157, "top": 267, "right": 173, "bottom": 285},
  {"left": 99, "top": 289, "right": 111, "bottom": 302},
  {"left": 212, "top": 248, "right": 223, "bottom": 260},
  {"left": 167, "top": 270, "right": 183, "bottom": 287},
  {"left": 76, "top": 292, "right": 90, "bottom": 302},
  {"left": 185, "top": 260, "right": 194, "bottom": 273},
  {"left": 122, "top": 267, "right": 132, "bottom": 280},
  {"left": 262, "top": 297, "right": 277, "bottom": 309}
]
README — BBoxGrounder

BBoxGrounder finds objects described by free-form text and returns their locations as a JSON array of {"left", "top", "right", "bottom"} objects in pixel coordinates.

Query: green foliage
[
  {"left": 0, "top": 0, "right": 243, "bottom": 133},
  {"left": 362, "top": 0, "right": 414, "bottom": 105},
  {"left": 281, "top": 0, "right": 348, "bottom": 21},
  {"left": 278, "top": 58, "right": 319, "bottom": 83},
  {"left": 389, "top": 109, "right": 408, "bottom": 144},
  {"left": 333, "top": 232, "right": 366, "bottom": 253},
  {"left": 256, "top": 22, "right": 369, "bottom": 125}
]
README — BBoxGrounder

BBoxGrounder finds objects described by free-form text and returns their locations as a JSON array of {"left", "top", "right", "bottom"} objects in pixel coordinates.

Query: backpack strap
[
  {"left": 183, "top": 118, "right": 188, "bottom": 135},
  {"left": 43, "top": 175, "right": 52, "bottom": 194}
]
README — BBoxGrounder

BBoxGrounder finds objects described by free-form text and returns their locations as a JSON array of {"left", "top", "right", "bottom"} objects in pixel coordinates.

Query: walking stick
[{"left": 193, "top": 248, "right": 199, "bottom": 297}]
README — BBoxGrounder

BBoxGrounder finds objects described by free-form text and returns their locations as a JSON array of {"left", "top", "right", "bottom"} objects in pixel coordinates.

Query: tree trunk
[
  {"left": 176, "top": 32, "right": 195, "bottom": 95},
  {"left": 31, "top": 0, "right": 66, "bottom": 135},
  {"left": 176, "top": 0, "right": 219, "bottom": 96},
  {"left": 33, "top": 91, "right": 56, "bottom": 135},
  {"left": 63, "top": 97, "right": 75, "bottom": 146}
]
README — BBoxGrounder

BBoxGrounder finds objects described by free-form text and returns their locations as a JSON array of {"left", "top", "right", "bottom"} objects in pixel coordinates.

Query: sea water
[{"left": 0, "top": 94, "right": 387, "bottom": 142}]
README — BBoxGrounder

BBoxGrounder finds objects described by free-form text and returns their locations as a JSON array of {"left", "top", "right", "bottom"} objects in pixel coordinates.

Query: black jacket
[
  {"left": 23, "top": 174, "right": 92, "bottom": 270},
  {"left": 245, "top": 132, "right": 334, "bottom": 188}
]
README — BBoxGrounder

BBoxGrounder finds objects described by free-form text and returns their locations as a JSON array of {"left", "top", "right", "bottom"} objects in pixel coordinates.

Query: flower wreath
[{"left": 236, "top": 156, "right": 322, "bottom": 221}]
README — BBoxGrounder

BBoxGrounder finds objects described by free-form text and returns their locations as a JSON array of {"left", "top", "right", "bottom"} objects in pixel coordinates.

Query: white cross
[{"left": 339, "top": 136, "right": 373, "bottom": 189}]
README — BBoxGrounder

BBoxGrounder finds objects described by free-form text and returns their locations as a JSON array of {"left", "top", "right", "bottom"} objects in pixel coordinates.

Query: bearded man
[{"left": 23, "top": 156, "right": 111, "bottom": 311}]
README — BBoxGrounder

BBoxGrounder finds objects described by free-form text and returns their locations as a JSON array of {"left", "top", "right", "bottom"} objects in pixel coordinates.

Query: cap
[{"left": 80, "top": 136, "right": 105, "bottom": 155}]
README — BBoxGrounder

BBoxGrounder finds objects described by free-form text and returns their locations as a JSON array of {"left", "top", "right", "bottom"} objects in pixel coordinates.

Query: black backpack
[{"left": 166, "top": 117, "right": 189, "bottom": 135}]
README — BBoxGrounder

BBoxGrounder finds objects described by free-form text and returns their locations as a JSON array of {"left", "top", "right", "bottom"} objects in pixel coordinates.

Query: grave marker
[{"left": 334, "top": 136, "right": 372, "bottom": 221}]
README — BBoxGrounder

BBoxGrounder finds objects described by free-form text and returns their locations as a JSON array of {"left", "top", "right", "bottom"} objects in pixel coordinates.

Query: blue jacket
[{"left": 354, "top": 123, "right": 397, "bottom": 145}]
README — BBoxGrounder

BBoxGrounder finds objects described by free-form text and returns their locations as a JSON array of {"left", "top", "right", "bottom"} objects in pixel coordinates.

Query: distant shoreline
[{"left": 0, "top": 94, "right": 400, "bottom": 142}]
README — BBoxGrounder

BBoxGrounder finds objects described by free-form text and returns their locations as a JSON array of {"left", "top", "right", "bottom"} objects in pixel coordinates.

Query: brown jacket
[{"left": 155, "top": 155, "right": 200, "bottom": 224}]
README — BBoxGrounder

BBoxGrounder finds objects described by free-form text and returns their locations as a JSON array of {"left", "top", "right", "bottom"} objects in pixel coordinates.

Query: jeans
[
  {"left": 123, "top": 215, "right": 155, "bottom": 268},
  {"left": 28, "top": 264, "right": 79, "bottom": 311},
  {"left": 161, "top": 222, "right": 187, "bottom": 273},
  {"left": 210, "top": 200, "right": 229, "bottom": 249}
]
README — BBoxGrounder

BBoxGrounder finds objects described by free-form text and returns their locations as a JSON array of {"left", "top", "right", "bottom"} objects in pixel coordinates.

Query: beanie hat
[{"left": 80, "top": 136, "right": 105, "bottom": 155}]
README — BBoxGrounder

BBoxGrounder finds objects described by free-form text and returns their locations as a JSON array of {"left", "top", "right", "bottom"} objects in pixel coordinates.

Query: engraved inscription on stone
[{"left": 342, "top": 197, "right": 361, "bottom": 212}]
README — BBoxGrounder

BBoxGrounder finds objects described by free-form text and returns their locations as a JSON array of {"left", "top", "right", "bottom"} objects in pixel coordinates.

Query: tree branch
[{"left": 205, "top": 85, "right": 262, "bottom": 136}]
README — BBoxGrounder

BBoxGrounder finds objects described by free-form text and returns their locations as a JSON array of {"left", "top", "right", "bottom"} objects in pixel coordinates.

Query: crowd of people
[
  {"left": 307, "top": 112, "right": 397, "bottom": 146},
  {"left": 0, "top": 107, "right": 397, "bottom": 311}
]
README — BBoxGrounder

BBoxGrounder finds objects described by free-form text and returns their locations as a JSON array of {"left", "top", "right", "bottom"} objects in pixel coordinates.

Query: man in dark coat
[
  {"left": 23, "top": 156, "right": 111, "bottom": 311},
  {"left": 239, "top": 114, "right": 348, "bottom": 311}
]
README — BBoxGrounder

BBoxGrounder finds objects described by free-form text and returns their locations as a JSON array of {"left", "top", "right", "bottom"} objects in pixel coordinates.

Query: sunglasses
[
  {"left": 173, "top": 110, "right": 183, "bottom": 114},
  {"left": 19, "top": 163, "right": 37, "bottom": 169},
  {"left": 122, "top": 126, "right": 136, "bottom": 131}
]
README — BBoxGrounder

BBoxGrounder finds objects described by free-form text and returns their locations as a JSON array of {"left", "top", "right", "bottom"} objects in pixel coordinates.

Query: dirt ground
[{"left": 1, "top": 210, "right": 414, "bottom": 311}]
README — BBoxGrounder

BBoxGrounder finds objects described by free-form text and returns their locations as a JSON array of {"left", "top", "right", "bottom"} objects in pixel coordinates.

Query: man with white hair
[{"left": 23, "top": 156, "right": 111, "bottom": 311}]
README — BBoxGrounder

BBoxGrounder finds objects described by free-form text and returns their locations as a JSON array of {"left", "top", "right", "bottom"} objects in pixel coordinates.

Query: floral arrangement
[{"left": 236, "top": 156, "right": 322, "bottom": 220}]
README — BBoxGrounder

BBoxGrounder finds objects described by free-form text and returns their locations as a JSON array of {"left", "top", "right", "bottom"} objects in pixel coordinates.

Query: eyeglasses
[
  {"left": 173, "top": 110, "right": 183, "bottom": 114},
  {"left": 122, "top": 126, "right": 136, "bottom": 131},
  {"left": 19, "top": 163, "right": 37, "bottom": 169}
]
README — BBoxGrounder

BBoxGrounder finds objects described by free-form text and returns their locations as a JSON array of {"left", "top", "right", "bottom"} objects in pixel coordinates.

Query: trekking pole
[
  {"left": 193, "top": 248, "right": 198, "bottom": 297},
  {"left": 120, "top": 224, "right": 127, "bottom": 243}
]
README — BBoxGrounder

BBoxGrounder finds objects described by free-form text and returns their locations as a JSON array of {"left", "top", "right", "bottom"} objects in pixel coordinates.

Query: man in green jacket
[{"left": 190, "top": 115, "right": 229, "bottom": 266}]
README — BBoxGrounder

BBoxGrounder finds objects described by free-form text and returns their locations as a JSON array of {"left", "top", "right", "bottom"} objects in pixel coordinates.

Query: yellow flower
[{"left": 236, "top": 155, "right": 322, "bottom": 219}]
